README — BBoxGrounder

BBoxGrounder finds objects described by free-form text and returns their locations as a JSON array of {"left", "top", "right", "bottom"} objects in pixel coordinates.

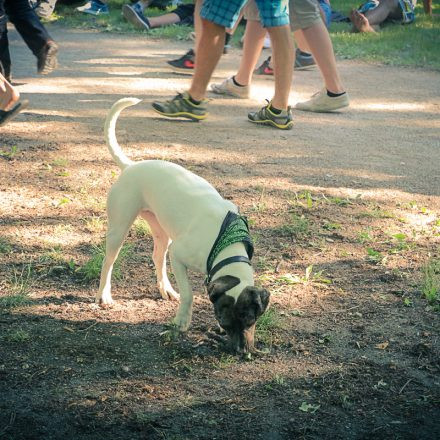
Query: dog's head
[{"left": 207, "top": 275, "right": 270, "bottom": 354}]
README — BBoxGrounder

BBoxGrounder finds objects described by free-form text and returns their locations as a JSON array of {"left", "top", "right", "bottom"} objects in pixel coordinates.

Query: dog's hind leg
[
  {"left": 96, "top": 193, "right": 139, "bottom": 305},
  {"left": 140, "top": 211, "right": 179, "bottom": 301}
]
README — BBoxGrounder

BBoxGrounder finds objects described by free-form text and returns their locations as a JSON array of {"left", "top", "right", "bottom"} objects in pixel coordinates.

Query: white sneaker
[
  {"left": 295, "top": 88, "right": 349, "bottom": 112},
  {"left": 76, "top": 2, "right": 91, "bottom": 12},
  {"left": 210, "top": 76, "right": 250, "bottom": 99}
]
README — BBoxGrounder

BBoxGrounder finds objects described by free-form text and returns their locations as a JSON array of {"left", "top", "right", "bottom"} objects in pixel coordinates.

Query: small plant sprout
[
  {"left": 0, "top": 145, "right": 18, "bottom": 160},
  {"left": 366, "top": 248, "right": 386, "bottom": 265},
  {"left": 252, "top": 186, "right": 267, "bottom": 213},
  {"left": 276, "top": 265, "right": 331, "bottom": 286},
  {"left": 421, "top": 258, "right": 440, "bottom": 310}
]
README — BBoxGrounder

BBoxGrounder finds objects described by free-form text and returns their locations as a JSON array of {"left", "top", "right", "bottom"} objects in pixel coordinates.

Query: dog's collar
[{"left": 205, "top": 256, "right": 252, "bottom": 286}]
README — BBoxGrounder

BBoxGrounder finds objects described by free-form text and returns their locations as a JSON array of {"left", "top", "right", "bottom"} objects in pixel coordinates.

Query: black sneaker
[
  {"left": 37, "top": 40, "right": 58, "bottom": 75},
  {"left": 152, "top": 92, "right": 208, "bottom": 121},
  {"left": 254, "top": 56, "right": 273, "bottom": 76},
  {"left": 248, "top": 101, "right": 293, "bottom": 130},
  {"left": 294, "top": 48, "right": 316, "bottom": 70},
  {"left": 167, "top": 49, "right": 195, "bottom": 74}
]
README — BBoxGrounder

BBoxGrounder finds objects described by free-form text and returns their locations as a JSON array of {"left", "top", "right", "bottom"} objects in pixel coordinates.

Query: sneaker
[
  {"left": 152, "top": 92, "right": 208, "bottom": 121},
  {"left": 76, "top": 1, "right": 91, "bottom": 12},
  {"left": 294, "top": 49, "right": 316, "bottom": 70},
  {"left": 248, "top": 101, "right": 293, "bottom": 130},
  {"left": 254, "top": 56, "right": 273, "bottom": 76},
  {"left": 295, "top": 88, "right": 350, "bottom": 113},
  {"left": 167, "top": 49, "right": 195, "bottom": 74},
  {"left": 210, "top": 76, "right": 249, "bottom": 99},
  {"left": 122, "top": 3, "right": 150, "bottom": 30},
  {"left": 37, "top": 40, "right": 58, "bottom": 75},
  {"left": 81, "top": 0, "right": 109, "bottom": 15}
]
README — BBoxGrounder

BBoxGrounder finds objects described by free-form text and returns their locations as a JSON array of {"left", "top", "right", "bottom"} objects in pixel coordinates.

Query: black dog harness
[{"left": 205, "top": 211, "right": 254, "bottom": 285}]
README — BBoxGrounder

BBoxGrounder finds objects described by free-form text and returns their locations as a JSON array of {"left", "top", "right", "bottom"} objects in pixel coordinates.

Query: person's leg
[
  {"left": 235, "top": 19, "right": 266, "bottom": 85},
  {"left": 148, "top": 12, "right": 181, "bottom": 28},
  {"left": 0, "top": 1, "right": 11, "bottom": 81},
  {"left": 362, "top": 0, "right": 400, "bottom": 25},
  {"left": 0, "top": 72, "right": 18, "bottom": 110},
  {"left": 298, "top": 21, "right": 344, "bottom": 94}
]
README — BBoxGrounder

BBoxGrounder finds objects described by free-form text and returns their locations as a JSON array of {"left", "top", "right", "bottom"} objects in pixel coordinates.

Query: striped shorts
[{"left": 201, "top": 0, "right": 289, "bottom": 28}]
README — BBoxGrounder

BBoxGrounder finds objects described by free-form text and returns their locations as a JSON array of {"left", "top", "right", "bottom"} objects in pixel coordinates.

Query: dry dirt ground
[{"left": 1, "top": 26, "right": 440, "bottom": 440}]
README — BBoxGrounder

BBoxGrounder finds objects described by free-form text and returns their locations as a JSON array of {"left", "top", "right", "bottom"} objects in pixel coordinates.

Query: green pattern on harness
[{"left": 206, "top": 213, "right": 254, "bottom": 275}]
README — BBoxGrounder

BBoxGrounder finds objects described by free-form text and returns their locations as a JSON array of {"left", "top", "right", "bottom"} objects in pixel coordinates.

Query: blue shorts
[{"left": 201, "top": 0, "right": 290, "bottom": 28}]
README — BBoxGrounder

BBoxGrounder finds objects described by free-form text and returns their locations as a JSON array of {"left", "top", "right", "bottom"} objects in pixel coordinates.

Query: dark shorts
[
  {"left": 201, "top": 0, "right": 289, "bottom": 28},
  {"left": 174, "top": 3, "right": 195, "bottom": 25}
]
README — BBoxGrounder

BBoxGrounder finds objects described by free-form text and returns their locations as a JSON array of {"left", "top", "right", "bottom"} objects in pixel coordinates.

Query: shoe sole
[
  {"left": 0, "top": 100, "right": 29, "bottom": 127},
  {"left": 294, "top": 64, "right": 316, "bottom": 71},
  {"left": 122, "top": 5, "right": 149, "bottom": 29},
  {"left": 167, "top": 63, "right": 194, "bottom": 75},
  {"left": 295, "top": 101, "right": 350, "bottom": 113},
  {"left": 248, "top": 117, "right": 293, "bottom": 130},
  {"left": 152, "top": 107, "right": 207, "bottom": 122}
]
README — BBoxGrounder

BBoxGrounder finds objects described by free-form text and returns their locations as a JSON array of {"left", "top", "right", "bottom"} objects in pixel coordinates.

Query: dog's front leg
[{"left": 169, "top": 248, "right": 193, "bottom": 331}]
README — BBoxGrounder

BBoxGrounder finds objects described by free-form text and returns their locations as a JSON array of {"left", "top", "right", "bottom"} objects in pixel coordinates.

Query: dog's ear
[
  {"left": 207, "top": 275, "right": 241, "bottom": 303},
  {"left": 235, "top": 287, "right": 270, "bottom": 325}
]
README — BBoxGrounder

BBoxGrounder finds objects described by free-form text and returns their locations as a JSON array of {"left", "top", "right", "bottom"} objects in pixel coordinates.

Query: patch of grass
[
  {"left": 358, "top": 229, "right": 374, "bottom": 243},
  {"left": 277, "top": 213, "right": 310, "bottom": 238},
  {"left": 329, "top": 1, "right": 440, "bottom": 69},
  {"left": 0, "top": 145, "right": 18, "bottom": 160},
  {"left": 252, "top": 187, "right": 267, "bottom": 213},
  {"left": 0, "top": 294, "right": 31, "bottom": 309},
  {"left": 78, "top": 242, "right": 134, "bottom": 282},
  {"left": 256, "top": 307, "right": 284, "bottom": 346},
  {"left": 84, "top": 216, "right": 106, "bottom": 234},
  {"left": 0, "top": 236, "right": 12, "bottom": 254},
  {"left": 212, "top": 354, "right": 237, "bottom": 369},
  {"left": 0, "top": 263, "right": 33, "bottom": 309},
  {"left": 5, "top": 329, "right": 31, "bottom": 343},
  {"left": 366, "top": 248, "right": 386, "bottom": 265},
  {"left": 133, "top": 218, "right": 151, "bottom": 238},
  {"left": 39, "top": 246, "right": 76, "bottom": 276},
  {"left": 421, "top": 258, "right": 440, "bottom": 310}
]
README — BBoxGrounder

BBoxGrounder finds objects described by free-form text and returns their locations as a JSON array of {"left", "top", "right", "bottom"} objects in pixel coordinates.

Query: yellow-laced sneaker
[
  {"left": 248, "top": 102, "right": 293, "bottom": 130},
  {"left": 152, "top": 92, "right": 208, "bottom": 121}
]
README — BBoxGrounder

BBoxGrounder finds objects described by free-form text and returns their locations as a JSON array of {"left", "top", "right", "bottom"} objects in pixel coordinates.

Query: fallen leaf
[{"left": 375, "top": 341, "right": 389, "bottom": 350}]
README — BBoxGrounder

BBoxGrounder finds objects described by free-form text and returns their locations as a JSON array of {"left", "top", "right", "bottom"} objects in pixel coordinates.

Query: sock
[
  {"left": 327, "top": 90, "right": 346, "bottom": 98},
  {"left": 269, "top": 104, "right": 282, "bottom": 115},
  {"left": 232, "top": 76, "right": 246, "bottom": 87},
  {"left": 188, "top": 94, "right": 201, "bottom": 105},
  {"left": 298, "top": 50, "right": 312, "bottom": 58}
]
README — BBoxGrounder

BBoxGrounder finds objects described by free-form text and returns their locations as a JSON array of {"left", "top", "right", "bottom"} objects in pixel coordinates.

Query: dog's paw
[
  {"left": 96, "top": 294, "right": 114, "bottom": 307},
  {"left": 173, "top": 314, "right": 190, "bottom": 332},
  {"left": 159, "top": 285, "right": 180, "bottom": 302}
]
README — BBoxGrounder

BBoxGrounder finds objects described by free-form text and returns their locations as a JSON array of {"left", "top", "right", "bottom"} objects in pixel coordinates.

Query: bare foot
[
  {"left": 0, "top": 76, "right": 20, "bottom": 111},
  {"left": 350, "top": 9, "right": 377, "bottom": 33}
]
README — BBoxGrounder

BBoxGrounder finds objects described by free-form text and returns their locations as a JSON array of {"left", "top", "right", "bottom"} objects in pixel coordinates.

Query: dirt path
[{"left": 1, "top": 26, "right": 439, "bottom": 440}]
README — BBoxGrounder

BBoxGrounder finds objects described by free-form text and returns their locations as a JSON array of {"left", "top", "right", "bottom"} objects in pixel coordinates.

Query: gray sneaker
[
  {"left": 294, "top": 48, "right": 316, "bottom": 70},
  {"left": 295, "top": 88, "right": 349, "bottom": 113},
  {"left": 210, "top": 76, "right": 250, "bottom": 99},
  {"left": 248, "top": 102, "right": 293, "bottom": 130},
  {"left": 152, "top": 92, "right": 208, "bottom": 121}
]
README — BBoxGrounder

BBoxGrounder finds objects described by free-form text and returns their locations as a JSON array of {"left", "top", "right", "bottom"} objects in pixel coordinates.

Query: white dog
[{"left": 96, "top": 98, "right": 270, "bottom": 353}]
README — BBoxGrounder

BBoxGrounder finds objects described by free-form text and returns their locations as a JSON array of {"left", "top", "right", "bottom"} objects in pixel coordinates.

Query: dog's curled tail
[{"left": 104, "top": 97, "right": 141, "bottom": 170}]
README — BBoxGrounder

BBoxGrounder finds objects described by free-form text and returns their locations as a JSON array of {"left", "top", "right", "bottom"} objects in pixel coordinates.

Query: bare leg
[
  {"left": 267, "top": 25, "right": 294, "bottom": 110},
  {"left": 188, "top": 19, "right": 225, "bottom": 101},
  {"left": 194, "top": 0, "right": 202, "bottom": 53},
  {"left": 148, "top": 12, "right": 180, "bottom": 28},
  {"left": 295, "top": 21, "right": 345, "bottom": 94},
  {"left": 235, "top": 20, "right": 266, "bottom": 86}
]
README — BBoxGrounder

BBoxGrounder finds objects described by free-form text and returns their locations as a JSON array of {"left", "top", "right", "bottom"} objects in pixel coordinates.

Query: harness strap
[{"left": 205, "top": 256, "right": 252, "bottom": 286}]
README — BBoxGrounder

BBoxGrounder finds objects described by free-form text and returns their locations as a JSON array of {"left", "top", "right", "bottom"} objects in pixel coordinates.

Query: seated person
[
  {"left": 75, "top": 0, "right": 173, "bottom": 16},
  {"left": 350, "top": 0, "right": 416, "bottom": 33},
  {"left": 122, "top": 0, "right": 194, "bottom": 30}
]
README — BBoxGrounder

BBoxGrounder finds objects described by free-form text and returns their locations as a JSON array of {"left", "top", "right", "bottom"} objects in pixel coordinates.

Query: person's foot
[
  {"left": 37, "top": 40, "right": 58, "bottom": 75},
  {"left": 248, "top": 102, "right": 293, "bottom": 130},
  {"left": 294, "top": 48, "right": 316, "bottom": 70},
  {"left": 80, "top": 0, "right": 109, "bottom": 15},
  {"left": 295, "top": 88, "right": 350, "bottom": 113},
  {"left": 210, "top": 76, "right": 250, "bottom": 99},
  {"left": 350, "top": 9, "right": 376, "bottom": 32},
  {"left": 254, "top": 56, "right": 274, "bottom": 76},
  {"left": 152, "top": 92, "right": 208, "bottom": 121},
  {"left": 0, "top": 99, "right": 29, "bottom": 127},
  {"left": 122, "top": 3, "right": 150, "bottom": 30},
  {"left": 167, "top": 49, "right": 195, "bottom": 74}
]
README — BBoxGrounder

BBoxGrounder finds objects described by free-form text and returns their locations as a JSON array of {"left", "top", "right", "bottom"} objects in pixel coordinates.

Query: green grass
[
  {"left": 78, "top": 242, "right": 134, "bottom": 282},
  {"left": 421, "top": 258, "right": 440, "bottom": 310},
  {"left": 50, "top": 0, "right": 440, "bottom": 69},
  {"left": 329, "top": 0, "right": 440, "bottom": 69}
]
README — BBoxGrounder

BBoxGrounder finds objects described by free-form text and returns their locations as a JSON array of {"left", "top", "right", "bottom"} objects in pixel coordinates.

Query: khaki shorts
[{"left": 243, "top": 0, "right": 322, "bottom": 31}]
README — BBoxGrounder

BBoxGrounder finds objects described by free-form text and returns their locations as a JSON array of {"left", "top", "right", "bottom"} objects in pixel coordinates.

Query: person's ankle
[{"left": 326, "top": 89, "right": 346, "bottom": 97}]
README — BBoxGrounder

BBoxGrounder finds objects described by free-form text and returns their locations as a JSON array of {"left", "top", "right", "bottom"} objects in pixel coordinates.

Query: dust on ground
[{"left": 1, "top": 26, "right": 439, "bottom": 440}]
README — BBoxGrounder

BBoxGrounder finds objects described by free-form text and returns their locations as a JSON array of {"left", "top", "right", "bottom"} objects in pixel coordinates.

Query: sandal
[{"left": 0, "top": 100, "right": 29, "bottom": 127}]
